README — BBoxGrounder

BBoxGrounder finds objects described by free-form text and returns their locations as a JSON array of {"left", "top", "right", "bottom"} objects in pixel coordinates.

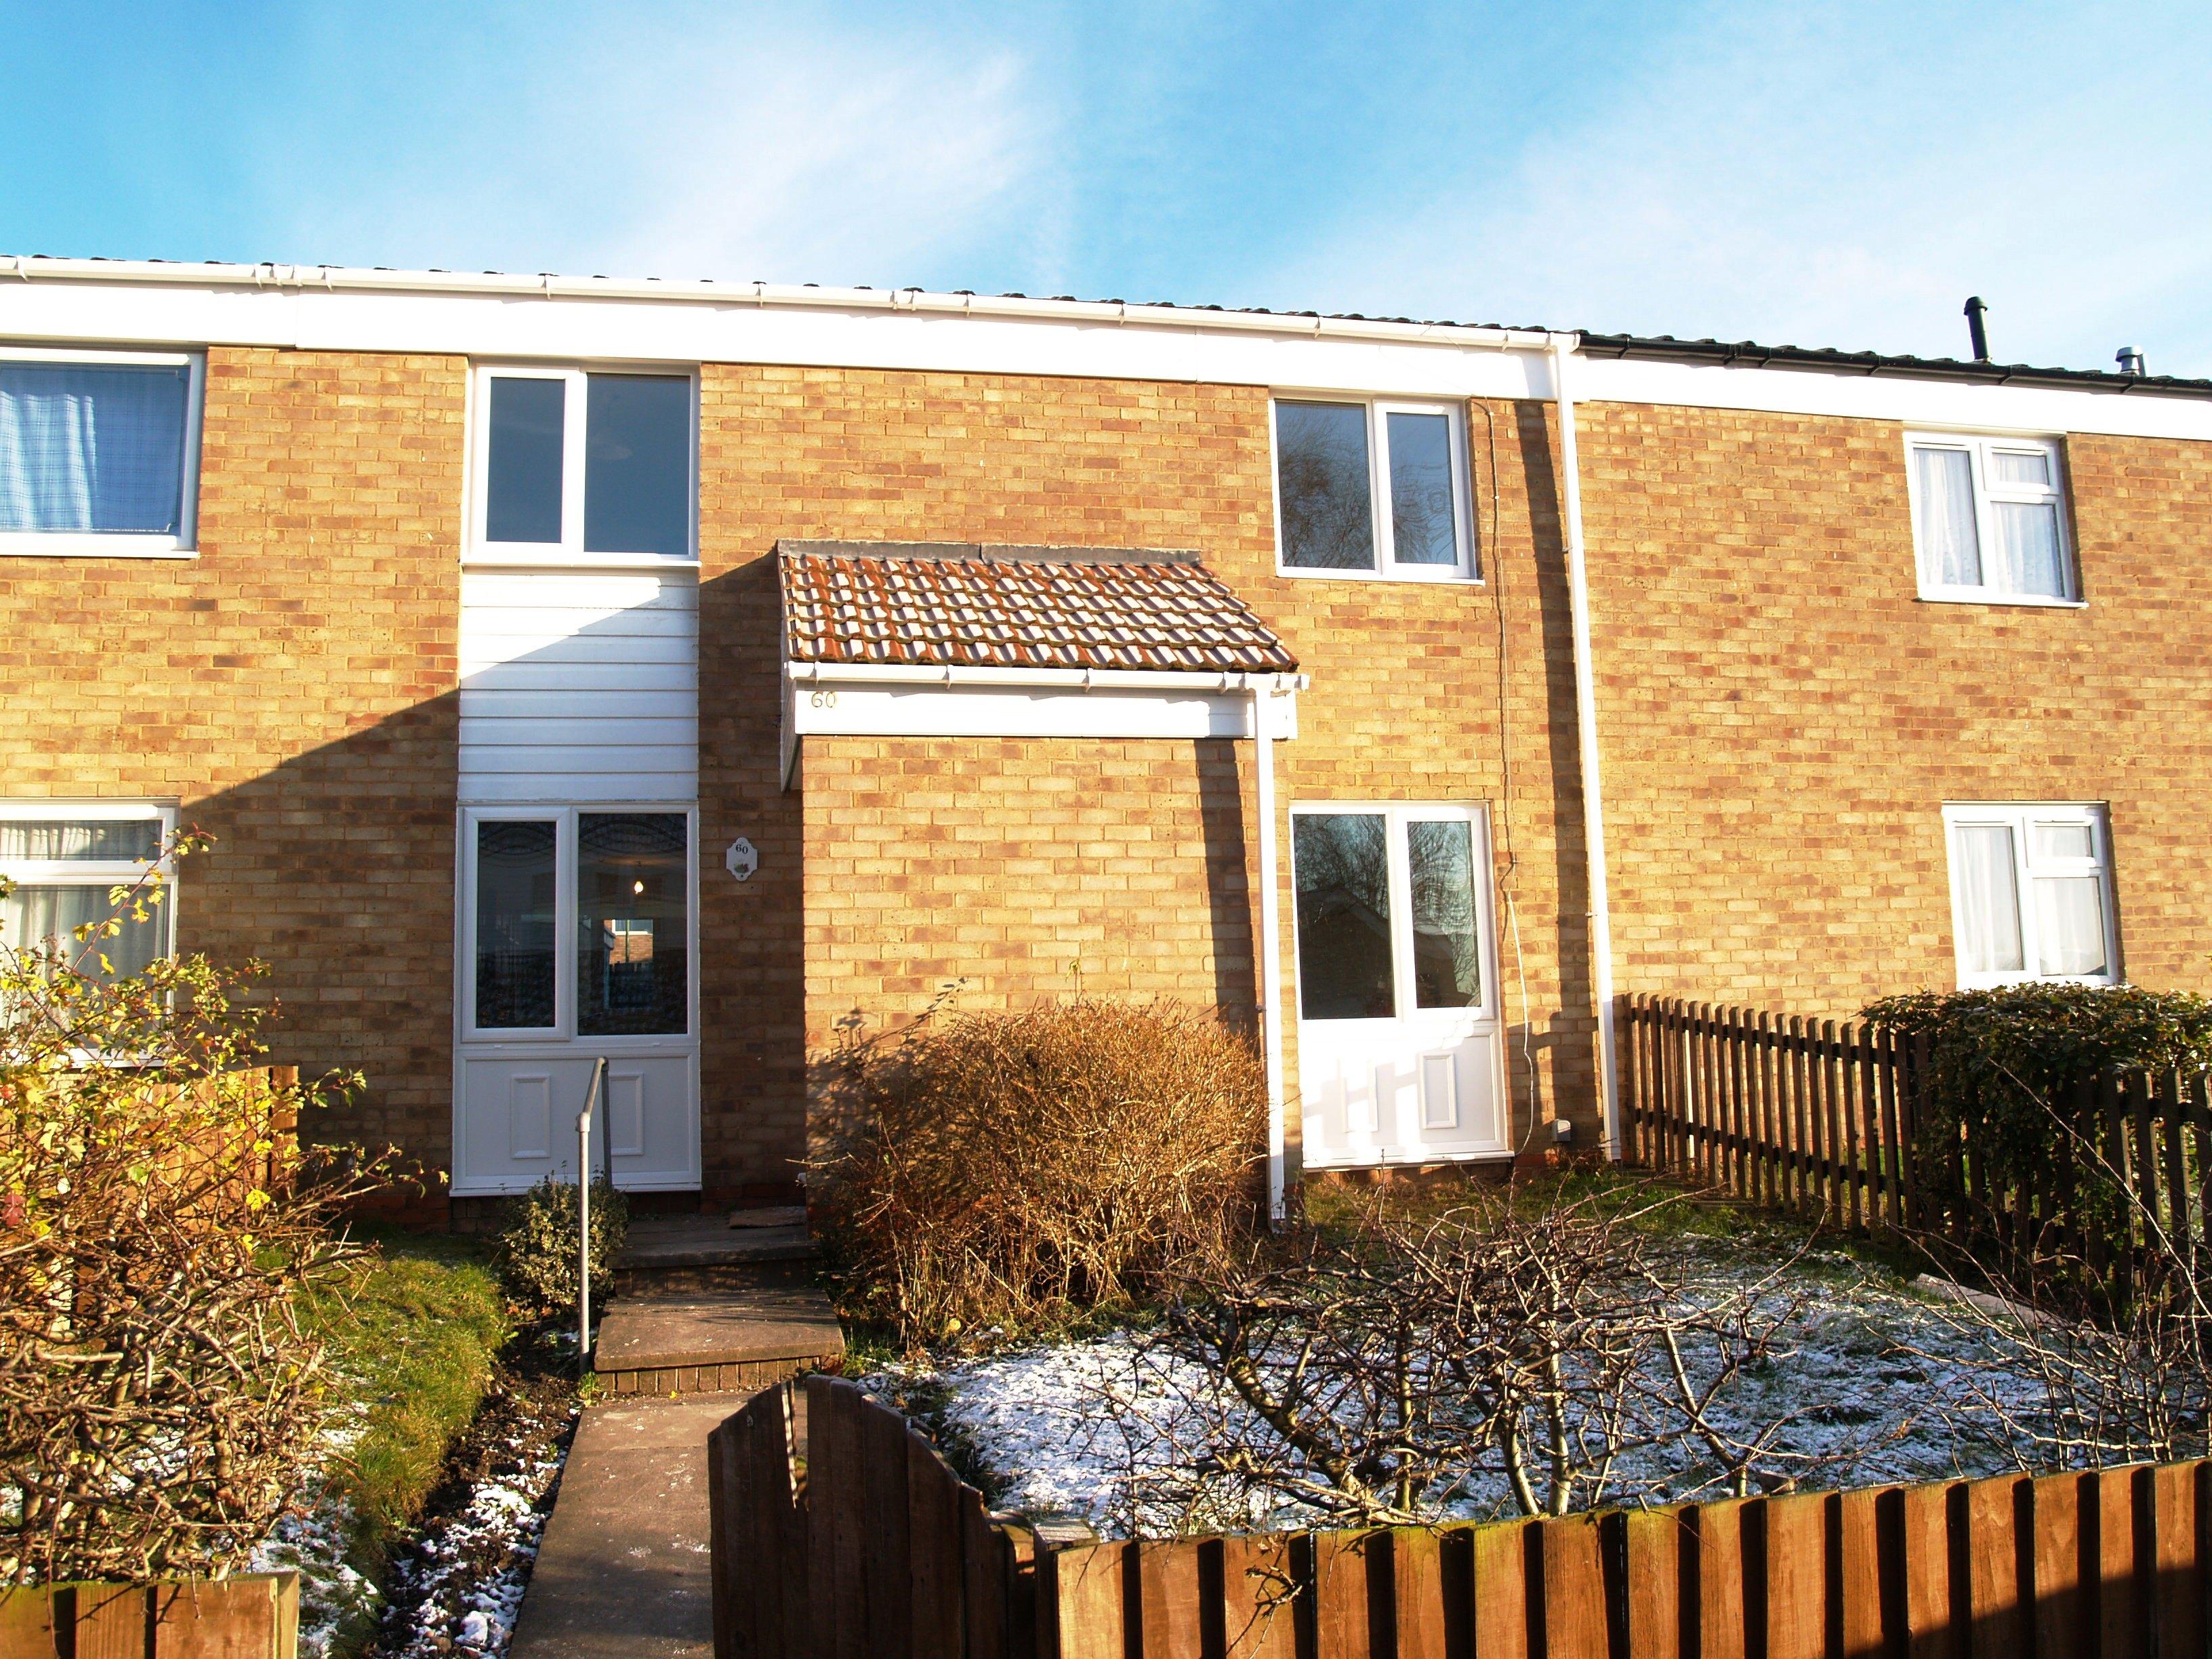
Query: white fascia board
[
  {"left": 0, "top": 264, "right": 1553, "bottom": 400},
  {"left": 787, "top": 663, "right": 1301, "bottom": 743},
  {"left": 1575, "top": 354, "right": 2212, "bottom": 443}
]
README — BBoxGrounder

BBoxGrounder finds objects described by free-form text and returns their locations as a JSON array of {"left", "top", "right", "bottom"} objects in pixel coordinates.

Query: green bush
[
  {"left": 1862, "top": 983, "right": 2212, "bottom": 1197},
  {"left": 811, "top": 997, "right": 1266, "bottom": 1346},
  {"left": 495, "top": 1175, "right": 628, "bottom": 1315}
]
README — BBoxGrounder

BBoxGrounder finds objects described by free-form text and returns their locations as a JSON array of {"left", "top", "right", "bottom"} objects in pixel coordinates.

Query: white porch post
[{"left": 1252, "top": 675, "right": 1288, "bottom": 1220}]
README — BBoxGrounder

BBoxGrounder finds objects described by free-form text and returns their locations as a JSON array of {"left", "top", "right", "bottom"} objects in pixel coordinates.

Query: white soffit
[
  {"left": 790, "top": 679, "right": 1300, "bottom": 742},
  {"left": 1574, "top": 354, "right": 2212, "bottom": 443}
]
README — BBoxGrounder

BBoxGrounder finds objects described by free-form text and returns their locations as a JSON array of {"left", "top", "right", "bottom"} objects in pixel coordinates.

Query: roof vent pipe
[
  {"left": 2116, "top": 346, "right": 2146, "bottom": 377},
  {"left": 1964, "top": 295, "right": 1991, "bottom": 363}
]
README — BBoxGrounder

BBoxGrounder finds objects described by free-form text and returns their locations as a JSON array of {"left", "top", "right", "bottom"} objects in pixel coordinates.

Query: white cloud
[
  {"left": 275, "top": 14, "right": 1060, "bottom": 292},
  {"left": 1267, "top": 3, "right": 2212, "bottom": 375}
]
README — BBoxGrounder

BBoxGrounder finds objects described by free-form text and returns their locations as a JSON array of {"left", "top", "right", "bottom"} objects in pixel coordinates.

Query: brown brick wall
[
  {"left": 1576, "top": 401, "right": 2212, "bottom": 1017},
  {"left": 0, "top": 347, "right": 464, "bottom": 1168},
  {"left": 695, "top": 365, "right": 1595, "bottom": 1193}
]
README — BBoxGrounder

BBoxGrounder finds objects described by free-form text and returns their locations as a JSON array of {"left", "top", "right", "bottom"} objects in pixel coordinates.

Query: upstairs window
[
  {"left": 1273, "top": 398, "right": 1476, "bottom": 579},
  {"left": 473, "top": 367, "right": 695, "bottom": 560},
  {"left": 1906, "top": 433, "right": 2075, "bottom": 603},
  {"left": 1944, "top": 803, "right": 2116, "bottom": 989},
  {"left": 0, "top": 349, "right": 201, "bottom": 555}
]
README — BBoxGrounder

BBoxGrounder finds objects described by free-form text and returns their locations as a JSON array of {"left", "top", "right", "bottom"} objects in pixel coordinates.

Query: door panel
[
  {"left": 458, "top": 1052, "right": 697, "bottom": 1191},
  {"left": 1295, "top": 804, "right": 1507, "bottom": 1168}
]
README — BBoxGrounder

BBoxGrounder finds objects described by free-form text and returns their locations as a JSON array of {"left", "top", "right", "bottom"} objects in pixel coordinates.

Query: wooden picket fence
[
  {"left": 710, "top": 1378, "right": 2212, "bottom": 1658},
  {"left": 1617, "top": 995, "right": 2212, "bottom": 1284}
]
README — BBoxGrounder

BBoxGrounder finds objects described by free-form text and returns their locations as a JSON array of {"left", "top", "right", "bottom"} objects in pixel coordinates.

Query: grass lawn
[{"left": 299, "top": 1225, "right": 514, "bottom": 1642}]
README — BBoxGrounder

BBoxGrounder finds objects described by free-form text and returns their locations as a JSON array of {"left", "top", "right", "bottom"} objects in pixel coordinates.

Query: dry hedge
[{"left": 810, "top": 998, "right": 1265, "bottom": 1345}]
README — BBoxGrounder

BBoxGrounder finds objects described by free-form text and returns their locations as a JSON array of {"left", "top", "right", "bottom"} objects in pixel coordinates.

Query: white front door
[
  {"left": 1292, "top": 804, "right": 1508, "bottom": 1167},
  {"left": 452, "top": 805, "right": 701, "bottom": 1194}
]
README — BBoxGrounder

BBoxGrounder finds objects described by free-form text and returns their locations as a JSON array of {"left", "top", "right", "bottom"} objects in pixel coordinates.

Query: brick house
[{"left": 3, "top": 259, "right": 2207, "bottom": 1222}]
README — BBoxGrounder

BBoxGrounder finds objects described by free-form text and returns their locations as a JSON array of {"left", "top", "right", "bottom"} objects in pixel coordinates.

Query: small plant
[
  {"left": 495, "top": 1174, "right": 628, "bottom": 1316},
  {"left": 811, "top": 996, "right": 1265, "bottom": 1346}
]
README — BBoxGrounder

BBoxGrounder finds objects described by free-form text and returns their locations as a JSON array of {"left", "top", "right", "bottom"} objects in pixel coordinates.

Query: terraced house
[{"left": 3, "top": 257, "right": 2208, "bottom": 1223}]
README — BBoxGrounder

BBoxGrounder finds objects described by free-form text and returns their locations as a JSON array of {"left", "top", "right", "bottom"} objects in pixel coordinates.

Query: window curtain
[
  {"left": 1954, "top": 824, "right": 2024, "bottom": 974},
  {"left": 1912, "top": 446, "right": 1981, "bottom": 587},
  {"left": 0, "top": 363, "right": 190, "bottom": 534},
  {"left": 2034, "top": 876, "right": 2108, "bottom": 976},
  {"left": 0, "top": 883, "right": 164, "bottom": 979}
]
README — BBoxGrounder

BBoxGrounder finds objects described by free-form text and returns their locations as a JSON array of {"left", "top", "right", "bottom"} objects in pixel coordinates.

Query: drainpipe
[
  {"left": 1549, "top": 336, "right": 1622, "bottom": 1160},
  {"left": 1251, "top": 676, "right": 1288, "bottom": 1220}
]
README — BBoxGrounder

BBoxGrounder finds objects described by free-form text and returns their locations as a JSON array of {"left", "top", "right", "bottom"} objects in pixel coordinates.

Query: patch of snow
[{"left": 909, "top": 1248, "right": 2046, "bottom": 1538}]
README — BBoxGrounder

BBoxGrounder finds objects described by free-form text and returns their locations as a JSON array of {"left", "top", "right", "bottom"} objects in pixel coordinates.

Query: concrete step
[
  {"left": 592, "top": 1279, "right": 845, "bottom": 1398},
  {"left": 613, "top": 1212, "right": 821, "bottom": 1296}
]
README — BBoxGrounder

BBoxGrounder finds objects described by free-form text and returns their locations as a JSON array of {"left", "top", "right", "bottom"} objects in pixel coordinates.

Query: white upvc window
[
  {"left": 468, "top": 366, "right": 699, "bottom": 566},
  {"left": 0, "top": 346, "right": 203, "bottom": 558},
  {"left": 0, "top": 802, "right": 178, "bottom": 979},
  {"left": 1943, "top": 803, "right": 2117, "bottom": 989},
  {"left": 1904, "top": 432, "right": 2076, "bottom": 605},
  {"left": 1271, "top": 396, "right": 1478, "bottom": 581}
]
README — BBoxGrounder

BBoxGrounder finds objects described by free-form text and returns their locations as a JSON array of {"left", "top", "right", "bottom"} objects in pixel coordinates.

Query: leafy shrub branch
[{"left": 0, "top": 840, "right": 396, "bottom": 1584}]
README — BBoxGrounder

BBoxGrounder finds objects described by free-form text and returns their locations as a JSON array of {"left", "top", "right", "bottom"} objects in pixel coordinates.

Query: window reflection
[
  {"left": 1276, "top": 402, "right": 1376, "bottom": 571},
  {"left": 1408, "top": 820, "right": 1481, "bottom": 1007},
  {"left": 1387, "top": 411, "right": 1459, "bottom": 566},
  {"left": 1294, "top": 814, "right": 1395, "bottom": 1019},
  {"left": 475, "top": 820, "right": 558, "bottom": 1028},
  {"left": 577, "top": 813, "right": 688, "bottom": 1036}
]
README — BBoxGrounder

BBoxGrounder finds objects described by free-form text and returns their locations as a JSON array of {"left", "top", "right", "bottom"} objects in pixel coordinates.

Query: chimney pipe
[
  {"left": 2116, "top": 346, "right": 2146, "bottom": 377},
  {"left": 1964, "top": 295, "right": 1991, "bottom": 363}
]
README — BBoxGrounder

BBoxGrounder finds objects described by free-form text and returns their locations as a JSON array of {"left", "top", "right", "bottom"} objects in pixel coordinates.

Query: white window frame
[
  {"left": 0, "top": 800, "right": 180, "bottom": 966},
  {"left": 466, "top": 364, "right": 700, "bottom": 569},
  {"left": 457, "top": 803, "right": 700, "bottom": 1046},
  {"left": 1904, "top": 431, "right": 2079, "bottom": 607},
  {"left": 1942, "top": 802, "right": 2118, "bottom": 990},
  {"left": 1270, "top": 396, "right": 1479, "bottom": 583},
  {"left": 0, "top": 345, "right": 204, "bottom": 558}
]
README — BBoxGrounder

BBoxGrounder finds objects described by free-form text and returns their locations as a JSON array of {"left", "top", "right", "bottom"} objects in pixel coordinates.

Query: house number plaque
[{"left": 725, "top": 837, "right": 759, "bottom": 882}]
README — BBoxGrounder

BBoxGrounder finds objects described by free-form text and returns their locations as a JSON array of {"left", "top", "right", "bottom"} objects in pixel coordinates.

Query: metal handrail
[{"left": 576, "top": 1055, "right": 609, "bottom": 1373}]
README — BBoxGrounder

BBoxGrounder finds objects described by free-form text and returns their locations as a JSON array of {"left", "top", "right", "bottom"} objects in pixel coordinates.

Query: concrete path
[{"left": 507, "top": 1395, "right": 733, "bottom": 1659}]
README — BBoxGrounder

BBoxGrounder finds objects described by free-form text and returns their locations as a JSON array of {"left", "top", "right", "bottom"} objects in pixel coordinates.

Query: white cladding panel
[{"left": 459, "top": 568, "right": 698, "bottom": 803}]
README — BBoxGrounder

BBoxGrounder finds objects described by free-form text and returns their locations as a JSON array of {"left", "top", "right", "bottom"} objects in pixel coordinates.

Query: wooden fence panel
[{"left": 715, "top": 1358, "right": 2212, "bottom": 1659}]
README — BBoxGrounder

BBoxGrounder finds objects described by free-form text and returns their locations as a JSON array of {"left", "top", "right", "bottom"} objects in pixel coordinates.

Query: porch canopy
[{"left": 777, "top": 540, "right": 1301, "bottom": 773}]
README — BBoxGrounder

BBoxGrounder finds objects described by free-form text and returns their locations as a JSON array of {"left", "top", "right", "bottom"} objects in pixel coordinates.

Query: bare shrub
[
  {"left": 810, "top": 996, "right": 1265, "bottom": 1345},
  {"left": 1105, "top": 1185, "right": 1839, "bottom": 1530},
  {"left": 0, "top": 842, "right": 392, "bottom": 1584}
]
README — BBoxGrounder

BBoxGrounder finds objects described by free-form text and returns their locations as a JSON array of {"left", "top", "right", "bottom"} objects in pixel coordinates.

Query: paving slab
[
  {"left": 593, "top": 1282, "right": 845, "bottom": 1376},
  {"left": 619, "top": 1213, "right": 817, "bottom": 1271},
  {"left": 508, "top": 1395, "right": 737, "bottom": 1659}
]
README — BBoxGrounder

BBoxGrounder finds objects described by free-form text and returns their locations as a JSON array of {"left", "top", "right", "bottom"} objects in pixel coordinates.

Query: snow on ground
[{"left": 909, "top": 1245, "right": 2044, "bottom": 1538}]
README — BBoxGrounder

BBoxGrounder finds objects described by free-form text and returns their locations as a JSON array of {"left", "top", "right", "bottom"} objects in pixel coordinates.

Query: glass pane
[
  {"left": 583, "top": 374, "right": 691, "bottom": 557},
  {"left": 0, "top": 362, "right": 190, "bottom": 534},
  {"left": 1912, "top": 446, "right": 1981, "bottom": 588},
  {"left": 1275, "top": 401, "right": 1376, "bottom": 571},
  {"left": 1989, "top": 449, "right": 2051, "bottom": 487},
  {"left": 0, "top": 817, "right": 161, "bottom": 861},
  {"left": 474, "top": 819, "right": 557, "bottom": 1029},
  {"left": 1953, "top": 824, "right": 2024, "bottom": 975},
  {"left": 2035, "top": 876, "right": 2108, "bottom": 977},
  {"left": 577, "top": 813, "right": 689, "bottom": 1036},
  {"left": 1386, "top": 411, "right": 1459, "bottom": 567},
  {"left": 1408, "top": 820, "right": 1481, "bottom": 1008},
  {"left": 1294, "top": 814, "right": 1394, "bottom": 1019},
  {"left": 1, "top": 882, "right": 165, "bottom": 979},
  {"left": 1992, "top": 500, "right": 2066, "bottom": 598},
  {"left": 2032, "top": 822, "right": 2095, "bottom": 861},
  {"left": 485, "top": 377, "right": 565, "bottom": 544}
]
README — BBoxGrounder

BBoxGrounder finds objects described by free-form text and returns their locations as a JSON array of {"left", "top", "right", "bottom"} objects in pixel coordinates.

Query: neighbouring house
[{"left": 2, "top": 258, "right": 2207, "bottom": 1222}]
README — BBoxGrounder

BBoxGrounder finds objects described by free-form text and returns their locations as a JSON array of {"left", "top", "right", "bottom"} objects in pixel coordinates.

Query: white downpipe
[
  {"left": 1551, "top": 337, "right": 1622, "bottom": 1160},
  {"left": 1252, "top": 676, "right": 1288, "bottom": 1220}
]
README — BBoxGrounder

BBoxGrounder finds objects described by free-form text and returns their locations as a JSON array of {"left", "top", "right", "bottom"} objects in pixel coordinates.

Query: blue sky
[{"left": 5, "top": 1, "right": 2209, "bottom": 375}]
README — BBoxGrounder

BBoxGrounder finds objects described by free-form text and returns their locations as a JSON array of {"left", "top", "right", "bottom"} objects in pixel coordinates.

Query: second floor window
[
  {"left": 0, "top": 349, "right": 200, "bottom": 554},
  {"left": 1272, "top": 398, "right": 1476, "bottom": 579},
  {"left": 474, "top": 367, "right": 695, "bottom": 559},
  {"left": 1906, "top": 432, "right": 2074, "bottom": 604}
]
